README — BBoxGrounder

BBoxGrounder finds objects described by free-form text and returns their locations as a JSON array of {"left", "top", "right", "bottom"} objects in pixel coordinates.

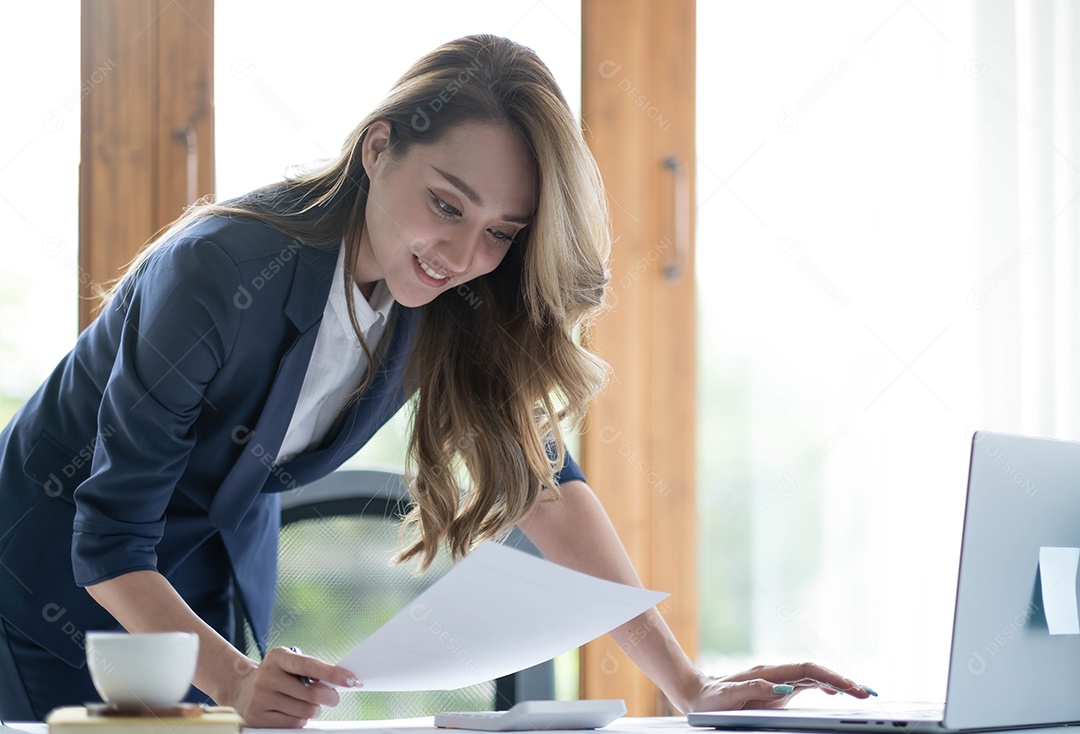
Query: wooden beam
[
  {"left": 580, "top": 0, "right": 697, "bottom": 716},
  {"left": 80, "top": 0, "right": 214, "bottom": 330}
]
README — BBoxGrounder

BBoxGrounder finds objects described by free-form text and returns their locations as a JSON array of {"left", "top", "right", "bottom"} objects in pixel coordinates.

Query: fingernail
[
  {"left": 860, "top": 685, "right": 879, "bottom": 697},
  {"left": 773, "top": 684, "right": 795, "bottom": 695},
  {"left": 346, "top": 676, "right": 361, "bottom": 688}
]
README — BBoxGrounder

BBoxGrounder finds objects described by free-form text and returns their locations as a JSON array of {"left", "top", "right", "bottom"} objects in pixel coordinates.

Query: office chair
[{"left": 238, "top": 468, "right": 556, "bottom": 721}]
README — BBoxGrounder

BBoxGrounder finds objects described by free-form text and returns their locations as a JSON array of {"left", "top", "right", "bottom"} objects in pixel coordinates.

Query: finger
[
  {"left": 732, "top": 679, "right": 795, "bottom": 709},
  {"left": 742, "top": 679, "right": 842, "bottom": 711},
  {"left": 266, "top": 698, "right": 322, "bottom": 722},
  {"left": 778, "top": 663, "right": 868, "bottom": 698},
  {"left": 272, "top": 646, "right": 362, "bottom": 689},
  {"left": 819, "top": 679, "right": 876, "bottom": 697},
  {"left": 247, "top": 682, "right": 322, "bottom": 725},
  {"left": 721, "top": 664, "right": 841, "bottom": 687},
  {"left": 779, "top": 676, "right": 865, "bottom": 698},
  {"left": 804, "top": 677, "right": 872, "bottom": 698},
  {"left": 265, "top": 663, "right": 343, "bottom": 707}
]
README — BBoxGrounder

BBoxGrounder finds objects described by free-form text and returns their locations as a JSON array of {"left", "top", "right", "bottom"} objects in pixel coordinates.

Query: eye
[
  {"left": 488, "top": 228, "right": 518, "bottom": 245},
  {"left": 429, "top": 191, "right": 461, "bottom": 220}
]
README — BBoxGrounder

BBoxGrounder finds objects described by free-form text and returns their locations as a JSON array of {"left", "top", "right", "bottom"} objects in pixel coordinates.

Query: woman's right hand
[
  {"left": 84, "top": 573, "right": 360, "bottom": 727},
  {"left": 231, "top": 646, "right": 361, "bottom": 728}
]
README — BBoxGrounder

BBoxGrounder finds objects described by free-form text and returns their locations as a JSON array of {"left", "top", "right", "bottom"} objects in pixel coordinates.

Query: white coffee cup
[{"left": 85, "top": 632, "right": 199, "bottom": 709}]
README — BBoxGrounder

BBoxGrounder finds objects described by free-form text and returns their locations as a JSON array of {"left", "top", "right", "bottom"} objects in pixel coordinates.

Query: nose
[{"left": 429, "top": 232, "right": 482, "bottom": 276}]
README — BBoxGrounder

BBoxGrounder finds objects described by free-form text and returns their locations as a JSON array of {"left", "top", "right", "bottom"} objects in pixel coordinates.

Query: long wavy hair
[{"left": 103, "top": 34, "right": 612, "bottom": 571}]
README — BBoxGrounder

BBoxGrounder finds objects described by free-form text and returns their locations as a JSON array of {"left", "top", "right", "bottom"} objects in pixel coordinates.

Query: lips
[
  {"left": 413, "top": 254, "right": 451, "bottom": 287},
  {"left": 416, "top": 255, "right": 448, "bottom": 280}
]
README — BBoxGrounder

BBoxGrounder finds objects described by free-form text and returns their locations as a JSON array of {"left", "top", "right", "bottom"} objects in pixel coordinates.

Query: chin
[
  {"left": 397, "top": 296, "right": 434, "bottom": 308},
  {"left": 390, "top": 285, "right": 439, "bottom": 309}
]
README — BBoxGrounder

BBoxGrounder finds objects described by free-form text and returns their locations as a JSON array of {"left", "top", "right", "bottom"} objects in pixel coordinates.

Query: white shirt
[{"left": 275, "top": 245, "right": 395, "bottom": 464}]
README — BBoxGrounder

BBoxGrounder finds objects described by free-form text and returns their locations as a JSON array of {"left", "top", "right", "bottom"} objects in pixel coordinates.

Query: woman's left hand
[{"left": 680, "top": 663, "right": 874, "bottom": 712}]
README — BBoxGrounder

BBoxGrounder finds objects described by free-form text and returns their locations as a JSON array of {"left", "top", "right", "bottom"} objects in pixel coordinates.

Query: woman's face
[{"left": 355, "top": 118, "right": 537, "bottom": 307}]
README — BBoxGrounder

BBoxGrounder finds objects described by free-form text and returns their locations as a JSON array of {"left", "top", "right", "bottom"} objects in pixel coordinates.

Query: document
[{"left": 337, "top": 541, "right": 669, "bottom": 691}]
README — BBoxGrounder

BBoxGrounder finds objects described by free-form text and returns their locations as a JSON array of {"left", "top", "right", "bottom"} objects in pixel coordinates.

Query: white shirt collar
[{"left": 328, "top": 244, "right": 395, "bottom": 346}]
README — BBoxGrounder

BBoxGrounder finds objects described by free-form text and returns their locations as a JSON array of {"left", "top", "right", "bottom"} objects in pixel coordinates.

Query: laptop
[{"left": 689, "top": 430, "right": 1080, "bottom": 732}]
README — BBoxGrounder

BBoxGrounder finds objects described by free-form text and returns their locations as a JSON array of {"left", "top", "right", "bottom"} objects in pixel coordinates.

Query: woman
[{"left": 0, "top": 34, "right": 869, "bottom": 726}]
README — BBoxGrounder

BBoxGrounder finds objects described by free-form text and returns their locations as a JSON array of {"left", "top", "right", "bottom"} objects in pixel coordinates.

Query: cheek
[
  {"left": 372, "top": 189, "right": 426, "bottom": 242},
  {"left": 399, "top": 204, "right": 445, "bottom": 248},
  {"left": 366, "top": 196, "right": 397, "bottom": 248},
  {"left": 374, "top": 214, "right": 430, "bottom": 263},
  {"left": 478, "top": 246, "right": 512, "bottom": 274}
]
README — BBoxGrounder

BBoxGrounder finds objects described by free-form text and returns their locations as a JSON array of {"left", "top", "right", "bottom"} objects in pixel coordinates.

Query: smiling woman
[
  {"left": 0, "top": 34, "right": 610, "bottom": 724},
  {"left": 120, "top": 34, "right": 615, "bottom": 575},
  {"left": 354, "top": 119, "right": 537, "bottom": 305},
  {"left": 0, "top": 31, "right": 871, "bottom": 728}
]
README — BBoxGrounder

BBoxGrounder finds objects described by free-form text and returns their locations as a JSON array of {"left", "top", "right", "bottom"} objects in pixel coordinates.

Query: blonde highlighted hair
[{"left": 104, "top": 34, "right": 612, "bottom": 570}]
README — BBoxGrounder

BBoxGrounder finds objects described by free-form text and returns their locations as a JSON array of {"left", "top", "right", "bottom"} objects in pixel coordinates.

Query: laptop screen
[{"left": 944, "top": 431, "right": 1080, "bottom": 730}]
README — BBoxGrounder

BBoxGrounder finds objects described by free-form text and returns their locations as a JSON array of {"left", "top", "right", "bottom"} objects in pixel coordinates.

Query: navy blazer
[{"left": 0, "top": 213, "right": 585, "bottom": 669}]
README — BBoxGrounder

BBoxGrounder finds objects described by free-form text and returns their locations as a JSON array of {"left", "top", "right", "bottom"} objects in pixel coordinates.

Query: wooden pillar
[
  {"left": 80, "top": 0, "right": 214, "bottom": 330},
  {"left": 580, "top": 0, "right": 698, "bottom": 716}
]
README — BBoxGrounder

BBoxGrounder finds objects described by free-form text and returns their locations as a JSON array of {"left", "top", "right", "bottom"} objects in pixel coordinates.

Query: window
[
  {"left": 0, "top": 5, "right": 81, "bottom": 427},
  {"left": 694, "top": 0, "right": 1038, "bottom": 702}
]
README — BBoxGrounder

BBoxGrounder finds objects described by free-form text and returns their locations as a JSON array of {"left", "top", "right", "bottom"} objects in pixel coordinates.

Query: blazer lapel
[
  {"left": 270, "top": 305, "right": 420, "bottom": 489},
  {"left": 208, "top": 243, "right": 337, "bottom": 531}
]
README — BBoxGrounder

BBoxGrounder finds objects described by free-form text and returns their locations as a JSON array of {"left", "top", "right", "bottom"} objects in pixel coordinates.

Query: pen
[{"left": 289, "top": 646, "right": 313, "bottom": 687}]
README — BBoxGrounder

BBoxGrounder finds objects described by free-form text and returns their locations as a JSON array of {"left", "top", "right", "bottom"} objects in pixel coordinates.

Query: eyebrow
[{"left": 431, "top": 165, "right": 533, "bottom": 225}]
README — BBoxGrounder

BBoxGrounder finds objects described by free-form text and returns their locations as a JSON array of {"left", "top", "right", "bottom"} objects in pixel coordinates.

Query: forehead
[{"left": 410, "top": 121, "right": 538, "bottom": 216}]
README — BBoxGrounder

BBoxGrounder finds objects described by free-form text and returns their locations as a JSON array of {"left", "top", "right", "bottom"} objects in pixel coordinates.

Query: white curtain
[
  {"left": 973, "top": 0, "right": 1080, "bottom": 437},
  {"left": 695, "top": 0, "right": 1080, "bottom": 703}
]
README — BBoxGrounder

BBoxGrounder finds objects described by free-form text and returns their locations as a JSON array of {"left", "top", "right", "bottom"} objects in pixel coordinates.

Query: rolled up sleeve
[{"left": 72, "top": 236, "right": 242, "bottom": 586}]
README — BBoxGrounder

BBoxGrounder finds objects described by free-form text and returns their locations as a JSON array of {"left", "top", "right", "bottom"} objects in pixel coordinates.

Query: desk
[
  {"left": 2, "top": 716, "right": 691, "bottom": 734},
  {"left": 8, "top": 717, "right": 1080, "bottom": 734}
]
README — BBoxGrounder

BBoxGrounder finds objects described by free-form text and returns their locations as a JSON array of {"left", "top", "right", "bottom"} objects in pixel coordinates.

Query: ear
[{"left": 362, "top": 119, "right": 393, "bottom": 179}]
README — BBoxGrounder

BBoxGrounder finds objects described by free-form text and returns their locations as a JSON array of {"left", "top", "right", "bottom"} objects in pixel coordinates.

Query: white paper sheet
[
  {"left": 1039, "top": 546, "right": 1080, "bottom": 635},
  {"left": 337, "top": 541, "right": 669, "bottom": 691}
]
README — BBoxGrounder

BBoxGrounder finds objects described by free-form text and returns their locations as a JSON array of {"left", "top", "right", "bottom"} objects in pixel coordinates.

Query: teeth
[{"left": 417, "top": 256, "right": 448, "bottom": 280}]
